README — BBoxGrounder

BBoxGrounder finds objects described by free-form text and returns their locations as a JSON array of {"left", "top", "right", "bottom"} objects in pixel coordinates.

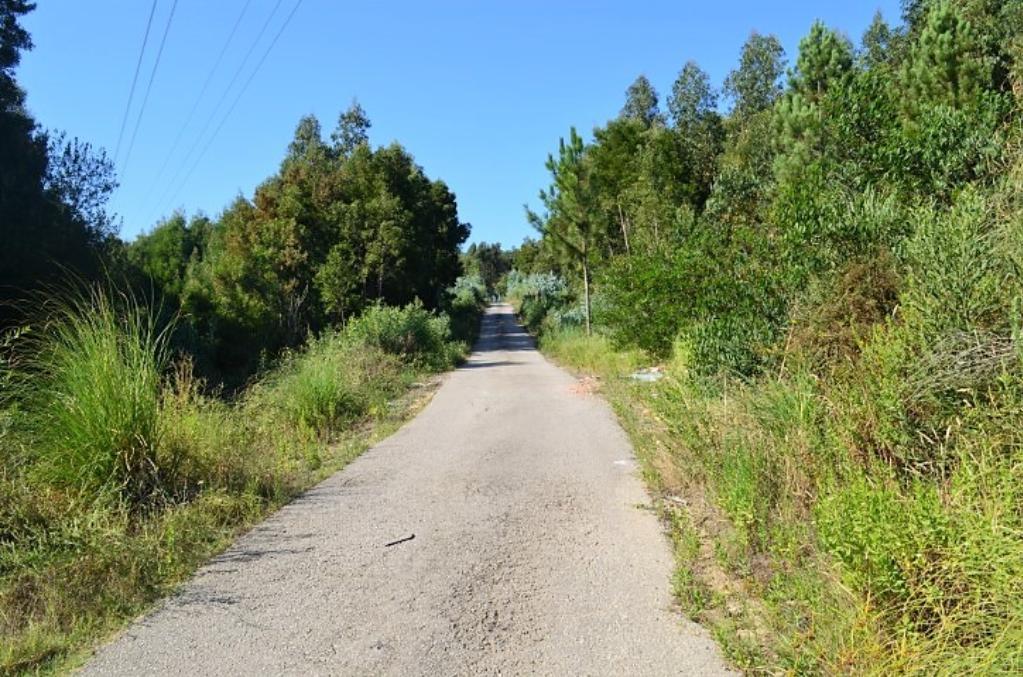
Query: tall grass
[
  {"left": 538, "top": 325, "right": 644, "bottom": 377},
  {"left": 0, "top": 289, "right": 476, "bottom": 674},
  {"left": 8, "top": 289, "right": 169, "bottom": 504}
]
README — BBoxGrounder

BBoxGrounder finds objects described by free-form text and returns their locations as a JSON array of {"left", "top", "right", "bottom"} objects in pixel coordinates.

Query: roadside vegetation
[
  {"left": 0, "top": 2, "right": 486, "bottom": 671},
  {"left": 0, "top": 291, "right": 483, "bottom": 673},
  {"left": 512, "top": 1, "right": 1023, "bottom": 673}
]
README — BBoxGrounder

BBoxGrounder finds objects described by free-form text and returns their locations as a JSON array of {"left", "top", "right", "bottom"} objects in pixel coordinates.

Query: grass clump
[
  {"left": 539, "top": 325, "right": 645, "bottom": 377},
  {"left": 7, "top": 290, "right": 169, "bottom": 505}
]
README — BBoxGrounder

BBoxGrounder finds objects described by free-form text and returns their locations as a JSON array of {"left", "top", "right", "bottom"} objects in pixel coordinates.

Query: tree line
[
  {"left": 0, "top": 0, "right": 470, "bottom": 385},
  {"left": 522, "top": 0, "right": 1022, "bottom": 375}
]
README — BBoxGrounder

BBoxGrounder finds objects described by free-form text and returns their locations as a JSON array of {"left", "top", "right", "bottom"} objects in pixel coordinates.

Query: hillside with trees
[{"left": 515, "top": 0, "right": 1023, "bottom": 672}]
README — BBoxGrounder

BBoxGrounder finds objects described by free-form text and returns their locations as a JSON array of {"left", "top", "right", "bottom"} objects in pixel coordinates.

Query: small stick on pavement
[{"left": 384, "top": 533, "right": 415, "bottom": 547}]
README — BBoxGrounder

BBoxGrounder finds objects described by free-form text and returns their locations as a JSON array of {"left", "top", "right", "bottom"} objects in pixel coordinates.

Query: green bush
[
  {"left": 346, "top": 301, "right": 459, "bottom": 368},
  {"left": 256, "top": 336, "right": 402, "bottom": 435},
  {"left": 504, "top": 270, "right": 571, "bottom": 332},
  {"left": 444, "top": 274, "right": 487, "bottom": 344},
  {"left": 899, "top": 189, "right": 1016, "bottom": 338},
  {"left": 267, "top": 339, "right": 366, "bottom": 433}
]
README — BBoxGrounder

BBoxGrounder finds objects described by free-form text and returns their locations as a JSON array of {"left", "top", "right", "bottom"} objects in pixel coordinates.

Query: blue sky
[{"left": 18, "top": 0, "right": 902, "bottom": 247}]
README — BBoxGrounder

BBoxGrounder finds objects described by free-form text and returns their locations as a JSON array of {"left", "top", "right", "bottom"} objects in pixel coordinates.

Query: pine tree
[
  {"left": 861, "top": 11, "right": 896, "bottom": 68},
  {"left": 790, "top": 21, "right": 853, "bottom": 101},
  {"left": 526, "top": 128, "right": 602, "bottom": 334},
  {"left": 902, "top": 0, "right": 990, "bottom": 112}
]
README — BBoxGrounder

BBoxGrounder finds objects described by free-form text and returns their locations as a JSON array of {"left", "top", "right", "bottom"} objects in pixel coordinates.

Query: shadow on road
[
  {"left": 469, "top": 306, "right": 535, "bottom": 358},
  {"left": 457, "top": 360, "right": 518, "bottom": 370}
]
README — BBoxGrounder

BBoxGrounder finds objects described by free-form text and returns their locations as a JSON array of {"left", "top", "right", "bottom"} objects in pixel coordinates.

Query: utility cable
[
  {"left": 163, "top": 0, "right": 304, "bottom": 212},
  {"left": 113, "top": 0, "right": 158, "bottom": 166},
  {"left": 145, "top": 0, "right": 254, "bottom": 201},
  {"left": 151, "top": 0, "right": 285, "bottom": 217},
  {"left": 121, "top": 0, "right": 179, "bottom": 176}
]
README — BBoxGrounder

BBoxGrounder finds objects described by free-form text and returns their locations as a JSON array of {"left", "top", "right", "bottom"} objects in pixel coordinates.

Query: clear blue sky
[{"left": 18, "top": 0, "right": 902, "bottom": 247}]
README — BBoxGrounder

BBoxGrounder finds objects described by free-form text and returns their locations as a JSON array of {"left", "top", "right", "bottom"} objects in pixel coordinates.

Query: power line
[
  {"left": 113, "top": 0, "right": 158, "bottom": 166},
  {"left": 146, "top": 0, "right": 254, "bottom": 200},
  {"left": 162, "top": 0, "right": 304, "bottom": 214},
  {"left": 150, "top": 0, "right": 285, "bottom": 218},
  {"left": 121, "top": 0, "right": 179, "bottom": 177}
]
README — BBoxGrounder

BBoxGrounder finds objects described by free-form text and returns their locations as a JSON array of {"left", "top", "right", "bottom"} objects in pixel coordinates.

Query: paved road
[{"left": 84, "top": 305, "right": 733, "bottom": 676}]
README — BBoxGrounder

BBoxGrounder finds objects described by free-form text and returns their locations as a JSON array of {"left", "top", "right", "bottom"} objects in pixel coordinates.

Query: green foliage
[
  {"left": 724, "top": 32, "right": 787, "bottom": 117},
  {"left": 598, "top": 249, "right": 701, "bottom": 356},
  {"left": 620, "top": 74, "right": 662, "bottom": 127},
  {"left": 526, "top": 127, "right": 602, "bottom": 332},
  {"left": 861, "top": 11, "right": 898, "bottom": 68},
  {"left": 0, "top": 1, "right": 33, "bottom": 107},
  {"left": 901, "top": 1, "right": 992, "bottom": 113},
  {"left": 119, "top": 107, "right": 472, "bottom": 385},
  {"left": 128, "top": 213, "right": 211, "bottom": 303},
  {"left": 444, "top": 274, "right": 488, "bottom": 344},
  {"left": 539, "top": 326, "right": 645, "bottom": 377},
  {"left": 331, "top": 100, "right": 371, "bottom": 156},
  {"left": 0, "top": 3, "right": 119, "bottom": 327},
  {"left": 257, "top": 337, "right": 397, "bottom": 434},
  {"left": 345, "top": 301, "right": 458, "bottom": 369},
  {"left": 461, "top": 241, "right": 511, "bottom": 293},
  {"left": 789, "top": 21, "right": 854, "bottom": 101},
  {"left": 504, "top": 270, "right": 571, "bottom": 332},
  {"left": 668, "top": 62, "right": 717, "bottom": 132},
  {"left": 899, "top": 189, "right": 1015, "bottom": 336}
]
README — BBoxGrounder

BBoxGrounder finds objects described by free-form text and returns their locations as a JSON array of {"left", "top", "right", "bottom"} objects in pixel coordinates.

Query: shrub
[
  {"left": 345, "top": 301, "right": 457, "bottom": 368},
  {"left": 444, "top": 274, "right": 487, "bottom": 344},
  {"left": 264, "top": 338, "right": 368, "bottom": 433},
  {"left": 597, "top": 253, "right": 687, "bottom": 356},
  {"left": 899, "top": 189, "right": 1016, "bottom": 338},
  {"left": 787, "top": 250, "right": 901, "bottom": 372},
  {"left": 155, "top": 362, "right": 257, "bottom": 499},
  {"left": 504, "top": 270, "right": 571, "bottom": 332},
  {"left": 256, "top": 335, "right": 403, "bottom": 435}
]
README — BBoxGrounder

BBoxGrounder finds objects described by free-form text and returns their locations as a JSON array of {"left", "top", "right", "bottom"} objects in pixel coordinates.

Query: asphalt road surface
[{"left": 84, "top": 305, "right": 734, "bottom": 676}]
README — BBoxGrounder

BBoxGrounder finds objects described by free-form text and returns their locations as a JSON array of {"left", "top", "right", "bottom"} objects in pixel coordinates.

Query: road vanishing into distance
[{"left": 84, "top": 306, "right": 734, "bottom": 676}]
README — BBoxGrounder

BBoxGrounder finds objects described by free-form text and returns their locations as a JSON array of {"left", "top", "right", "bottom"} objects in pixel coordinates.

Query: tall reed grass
[{"left": 7, "top": 289, "right": 169, "bottom": 505}]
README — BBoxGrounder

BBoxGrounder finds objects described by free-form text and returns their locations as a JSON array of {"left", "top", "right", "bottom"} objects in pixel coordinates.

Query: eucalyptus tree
[
  {"left": 724, "top": 32, "right": 787, "bottom": 117},
  {"left": 620, "top": 75, "right": 662, "bottom": 128}
]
